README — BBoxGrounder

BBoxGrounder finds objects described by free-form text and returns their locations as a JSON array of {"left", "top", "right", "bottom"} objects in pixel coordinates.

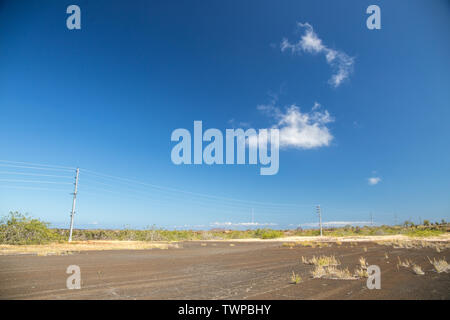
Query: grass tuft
[
  {"left": 354, "top": 267, "right": 369, "bottom": 278},
  {"left": 291, "top": 271, "right": 302, "bottom": 284},
  {"left": 301, "top": 255, "right": 340, "bottom": 267},
  {"left": 311, "top": 265, "right": 357, "bottom": 280},
  {"left": 427, "top": 257, "right": 449, "bottom": 273},
  {"left": 359, "top": 257, "right": 368, "bottom": 269},
  {"left": 412, "top": 264, "right": 425, "bottom": 275},
  {"left": 397, "top": 256, "right": 413, "bottom": 269}
]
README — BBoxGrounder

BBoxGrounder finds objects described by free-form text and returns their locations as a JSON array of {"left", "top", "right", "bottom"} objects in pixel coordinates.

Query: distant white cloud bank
[
  {"left": 211, "top": 221, "right": 277, "bottom": 227},
  {"left": 299, "top": 221, "right": 373, "bottom": 227}
]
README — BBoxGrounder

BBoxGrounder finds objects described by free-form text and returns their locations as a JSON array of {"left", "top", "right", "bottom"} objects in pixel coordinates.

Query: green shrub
[
  {"left": 405, "top": 229, "right": 444, "bottom": 237},
  {"left": 254, "top": 228, "right": 284, "bottom": 239},
  {"left": 0, "top": 212, "right": 63, "bottom": 244}
]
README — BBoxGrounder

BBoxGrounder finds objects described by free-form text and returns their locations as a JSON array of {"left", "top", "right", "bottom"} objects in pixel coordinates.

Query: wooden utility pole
[{"left": 68, "top": 168, "right": 79, "bottom": 242}]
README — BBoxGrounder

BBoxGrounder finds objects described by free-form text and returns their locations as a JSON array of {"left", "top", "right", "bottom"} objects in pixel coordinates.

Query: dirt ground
[{"left": 0, "top": 240, "right": 448, "bottom": 299}]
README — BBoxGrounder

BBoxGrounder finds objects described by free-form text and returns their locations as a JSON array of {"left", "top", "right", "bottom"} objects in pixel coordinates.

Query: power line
[
  {"left": 78, "top": 179, "right": 305, "bottom": 212},
  {"left": 79, "top": 184, "right": 301, "bottom": 215},
  {"left": 81, "top": 168, "right": 312, "bottom": 208},
  {"left": 0, "top": 163, "right": 73, "bottom": 172},
  {"left": 0, "top": 161, "right": 312, "bottom": 209},
  {"left": 0, "top": 185, "right": 72, "bottom": 192},
  {"left": 0, "top": 179, "right": 73, "bottom": 185},
  {"left": 0, "top": 159, "right": 75, "bottom": 170},
  {"left": 0, "top": 171, "right": 73, "bottom": 179}
]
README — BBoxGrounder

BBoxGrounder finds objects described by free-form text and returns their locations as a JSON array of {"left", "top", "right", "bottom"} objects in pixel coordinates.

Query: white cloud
[
  {"left": 368, "top": 177, "right": 381, "bottom": 185},
  {"left": 278, "top": 105, "right": 333, "bottom": 149},
  {"left": 299, "top": 221, "right": 374, "bottom": 227},
  {"left": 281, "top": 22, "right": 354, "bottom": 87},
  {"left": 210, "top": 221, "right": 277, "bottom": 227},
  {"left": 254, "top": 102, "right": 334, "bottom": 149}
]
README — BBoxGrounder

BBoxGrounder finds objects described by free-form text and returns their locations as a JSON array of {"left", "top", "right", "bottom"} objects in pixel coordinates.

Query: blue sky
[{"left": 0, "top": 0, "right": 449, "bottom": 229}]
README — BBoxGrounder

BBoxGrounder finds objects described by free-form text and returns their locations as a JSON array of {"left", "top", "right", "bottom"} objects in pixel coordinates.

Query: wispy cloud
[
  {"left": 228, "top": 118, "right": 251, "bottom": 128},
  {"left": 281, "top": 22, "right": 354, "bottom": 87},
  {"left": 255, "top": 101, "right": 334, "bottom": 149},
  {"left": 368, "top": 177, "right": 381, "bottom": 185}
]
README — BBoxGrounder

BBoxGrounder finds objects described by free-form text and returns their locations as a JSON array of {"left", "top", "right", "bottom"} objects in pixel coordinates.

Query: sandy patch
[
  {"left": 203, "top": 234, "right": 450, "bottom": 243},
  {"left": 0, "top": 240, "right": 179, "bottom": 256}
]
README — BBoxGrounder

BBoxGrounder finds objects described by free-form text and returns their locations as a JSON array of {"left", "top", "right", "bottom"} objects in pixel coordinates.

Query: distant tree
[
  {"left": 423, "top": 220, "right": 430, "bottom": 226},
  {"left": 403, "top": 220, "right": 414, "bottom": 228}
]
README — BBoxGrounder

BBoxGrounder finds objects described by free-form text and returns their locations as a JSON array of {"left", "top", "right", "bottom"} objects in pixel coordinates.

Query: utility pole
[
  {"left": 68, "top": 168, "right": 79, "bottom": 242},
  {"left": 316, "top": 205, "right": 322, "bottom": 236},
  {"left": 370, "top": 212, "right": 373, "bottom": 226}
]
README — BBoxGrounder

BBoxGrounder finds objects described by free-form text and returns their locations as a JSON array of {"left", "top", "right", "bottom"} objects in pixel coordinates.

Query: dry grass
[
  {"left": 282, "top": 242, "right": 296, "bottom": 248},
  {"left": 377, "top": 239, "right": 450, "bottom": 251},
  {"left": 296, "top": 241, "right": 315, "bottom": 247},
  {"left": 427, "top": 257, "right": 449, "bottom": 273},
  {"left": 311, "top": 265, "right": 357, "bottom": 280},
  {"left": 301, "top": 255, "right": 340, "bottom": 267},
  {"left": 353, "top": 256, "right": 369, "bottom": 278},
  {"left": 354, "top": 267, "right": 369, "bottom": 278},
  {"left": 384, "top": 252, "right": 389, "bottom": 259},
  {"left": 291, "top": 271, "right": 302, "bottom": 284},
  {"left": 359, "top": 257, "right": 368, "bottom": 269},
  {"left": 412, "top": 264, "right": 425, "bottom": 275},
  {"left": 397, "top": 256, "right": 412, "bottom": 269},
  {"left": 0, "top": 240, "right": 178, "bottom": 256},
  {"left": 363, "top": 246, "right": 368, "bottom": 252},
  {"left": 396, "top": 257, "right": 426, "bottom": 275}
]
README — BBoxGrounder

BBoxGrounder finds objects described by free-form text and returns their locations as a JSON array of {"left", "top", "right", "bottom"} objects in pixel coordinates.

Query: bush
[
  {"left": 0, "top": 212, "right": 63, "bottom": 244},
  {"left": 254, "top": 228, "right": 284, "bottom": 239}
]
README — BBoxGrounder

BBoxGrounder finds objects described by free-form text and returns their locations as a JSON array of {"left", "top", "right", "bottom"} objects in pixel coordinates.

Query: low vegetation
[
  {"left": 1, "top": 211, "right": 448, "bottom": 245},
  {"left": 290, "top": 271, "right": 302, "bottom": 284},
  {"left": 412, "top": 264, "right": 425, "bottom": 275},
  {"left": 311, "top": 265, "right": 356, "bottom": 280},
  {"left": 293, "top": 221, "right": 448, "bottom": 238},
  {"left": 354, "top": 267, "right": 368, "bottom": 278},
  {"left": 0, "top": 212, "right": 63, "bottom": 244},
  {"left": 428, "top": 257, "right": 449, "bottom": 273},
  {"left": 301, "top": 255, "right": 340, "bottom": 267},
  {"left": 359, "top": 257, "right": 368, "bottom": 269},
  {"left": 56, "top": 226, "right": 285, "bottom": 241},
  {"left": 397, "top": 257, "right": 413, "bottom": 269},
  {"left": 378, "top": 239, "right": 450, "bottom": 251}
]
